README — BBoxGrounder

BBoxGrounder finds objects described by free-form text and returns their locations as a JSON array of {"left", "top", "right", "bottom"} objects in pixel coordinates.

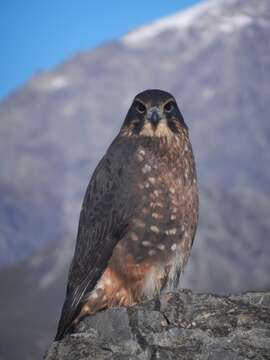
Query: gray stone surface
[{"left": 44, "top": 290, "right": 270, "bottom": 359}]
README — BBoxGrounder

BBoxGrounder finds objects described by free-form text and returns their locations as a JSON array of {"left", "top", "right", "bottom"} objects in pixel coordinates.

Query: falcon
[{"left": 55, "top": 89, "right": 199, "bottom": 341}]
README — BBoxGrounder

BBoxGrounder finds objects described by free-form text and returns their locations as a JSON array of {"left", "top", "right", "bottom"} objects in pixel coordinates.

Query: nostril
[{"left": 150, "top": 111, "right": 160, "bottom": 126}]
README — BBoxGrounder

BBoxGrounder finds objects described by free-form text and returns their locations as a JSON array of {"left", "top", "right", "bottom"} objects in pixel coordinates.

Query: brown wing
[{"left": 55, "top": 143, "right": 135, "bottom": 340}]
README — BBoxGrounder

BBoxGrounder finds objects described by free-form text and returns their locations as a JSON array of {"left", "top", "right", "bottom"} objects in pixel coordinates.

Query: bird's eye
[
  {"left": 164, "top": 101, "right": 175, "bottom": 113},
  {"left": 135, "top": 102, "right": 146, "bottom": 114}
]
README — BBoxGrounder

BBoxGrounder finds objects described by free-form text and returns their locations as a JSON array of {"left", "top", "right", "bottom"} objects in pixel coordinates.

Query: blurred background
[{"left": 1, "top": 0, "right": 270, "bottom": 359}]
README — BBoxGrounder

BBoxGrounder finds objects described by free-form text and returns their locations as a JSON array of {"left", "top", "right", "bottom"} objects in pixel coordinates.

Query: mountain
[
  {"left": 0, "top": 0, "right": 270, "bottom": 358},
  {"left": 182, "top": 188, "right": 270, "bottom": 293},
  {"left": 0, "top": 179, "right": 64, "bottom": 266},
  {"left": 0, "top": 235, "right": 71, "bottom": 360}
]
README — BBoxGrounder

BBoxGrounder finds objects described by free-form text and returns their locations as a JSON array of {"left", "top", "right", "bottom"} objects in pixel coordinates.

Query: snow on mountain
[
  {"left": 123, "top": 1, "right": 212, "bottom": 45},
  {"left": 123, "top": 0, "right": 263, "bottom": 46}
]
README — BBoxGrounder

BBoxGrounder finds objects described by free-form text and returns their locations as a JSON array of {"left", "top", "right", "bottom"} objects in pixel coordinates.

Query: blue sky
[{"left": 0, "top": 0, "right": 202, "bottom": 100}]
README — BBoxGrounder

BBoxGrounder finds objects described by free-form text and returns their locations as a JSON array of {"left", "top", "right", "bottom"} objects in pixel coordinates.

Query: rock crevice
[{"left": 45, "top": 290, "right": 270, "bottom": 359}]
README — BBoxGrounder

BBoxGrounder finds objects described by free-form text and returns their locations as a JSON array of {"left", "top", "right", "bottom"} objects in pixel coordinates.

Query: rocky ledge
[{"left": 44, "top": 290, "right": 270, "bottom": 360}]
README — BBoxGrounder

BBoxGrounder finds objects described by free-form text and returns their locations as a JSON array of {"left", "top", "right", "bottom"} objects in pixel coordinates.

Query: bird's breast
[{"left": 113, "top": 139, "right": 198, "bottom": 269}]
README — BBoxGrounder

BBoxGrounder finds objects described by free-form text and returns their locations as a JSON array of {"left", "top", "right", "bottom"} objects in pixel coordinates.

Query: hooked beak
[{"left": 149, "top": 109, "right": 161, "bottom": 127}]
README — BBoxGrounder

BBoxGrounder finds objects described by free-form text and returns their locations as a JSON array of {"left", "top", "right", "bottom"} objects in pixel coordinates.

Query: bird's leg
[
  {"left": 72, "top": 289, "right": 108, "bottom": 328},
  {"left": 71, "top": 304, "right": 91, "bottom": 328}
]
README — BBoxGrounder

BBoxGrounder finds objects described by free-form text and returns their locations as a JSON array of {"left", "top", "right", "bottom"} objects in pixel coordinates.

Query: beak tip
[{"left": 150, "top": 110, "right": 161, "bottom": 126}]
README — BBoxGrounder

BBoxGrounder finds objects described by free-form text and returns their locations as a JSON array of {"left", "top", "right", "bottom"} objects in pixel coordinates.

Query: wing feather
[{"left": 55, "top": 147, "right": 133, "bottom": 340}]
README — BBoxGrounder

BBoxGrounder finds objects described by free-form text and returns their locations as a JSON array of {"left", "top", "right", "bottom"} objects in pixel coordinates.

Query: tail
[
  {"left": 54, "top": 319, "right": 74, "bottom": 342},
  {"left": 54, "top": 296, "right": 83, "bottom": 341},
  {"left": 55, "top": 288, "right": 108, "bottom": 341},
  {"left": 55, "top": 321, "right": 74, "bottom": 342}
]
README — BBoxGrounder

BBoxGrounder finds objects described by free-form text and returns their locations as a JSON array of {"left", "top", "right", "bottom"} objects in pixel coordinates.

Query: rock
[{"left": 44, "top": 290, "right": 270, "bottom": 359}]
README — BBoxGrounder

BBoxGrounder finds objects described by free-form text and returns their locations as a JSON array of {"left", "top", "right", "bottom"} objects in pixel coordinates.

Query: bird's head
[{"left": 121, "top": 89, "right": 188, "bottom": 139}]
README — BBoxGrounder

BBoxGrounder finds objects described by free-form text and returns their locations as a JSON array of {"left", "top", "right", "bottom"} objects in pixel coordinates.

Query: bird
[{"left": 55, "top": 89, "right": 199, "bottom": 341}]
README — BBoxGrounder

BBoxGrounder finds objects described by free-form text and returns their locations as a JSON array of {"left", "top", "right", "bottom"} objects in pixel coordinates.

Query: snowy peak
[
  {"left": 122, "top": 1, "right": 211, "bottom": 45},
  {"left": 122, "top": 0, "right": 269, "bottom": 46}
]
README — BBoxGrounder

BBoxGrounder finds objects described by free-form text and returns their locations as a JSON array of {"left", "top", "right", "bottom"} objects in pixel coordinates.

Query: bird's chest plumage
[{"left": 110, "top": 137, "right": 198, "bottom": 291}]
